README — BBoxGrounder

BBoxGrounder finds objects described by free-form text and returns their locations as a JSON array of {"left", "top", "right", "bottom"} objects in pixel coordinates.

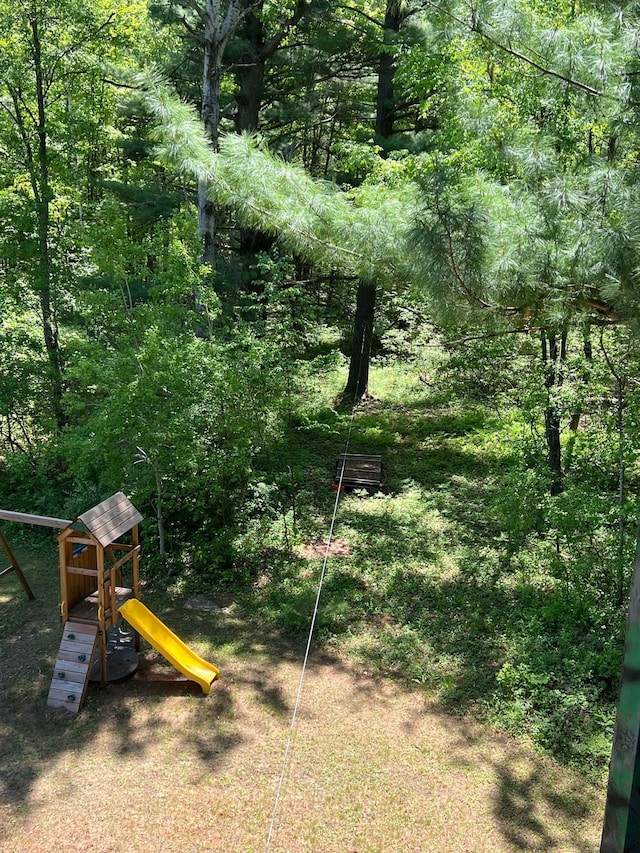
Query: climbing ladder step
[{"left": 47, "top": 621, "right": 99, "bottom": 714}]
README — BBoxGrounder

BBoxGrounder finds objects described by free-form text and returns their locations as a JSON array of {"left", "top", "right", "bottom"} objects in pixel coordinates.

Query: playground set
[{"left": 0, "top": 492, "right": 219, "bottom": 714}]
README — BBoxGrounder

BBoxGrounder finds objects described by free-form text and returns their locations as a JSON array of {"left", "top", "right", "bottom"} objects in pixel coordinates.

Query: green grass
[
  {"left": 0, "top": 536, "right": 604, "bottom": 853},
  {"left": 0, "top": 357, "right": 622, "bottom": 823},
  {"left": 240, "top": 362, "right": 623, "bottom": 783}
]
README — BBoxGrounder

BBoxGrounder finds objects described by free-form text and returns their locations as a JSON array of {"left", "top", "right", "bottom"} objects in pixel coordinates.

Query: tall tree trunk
[
  {"left": 343, "top": 0, "right": 405, "bottom": 401},
  {"left": 198, "top": 1, "right": 225, "bottom": 269},
  {"left": 233, "top": 0, "right": 310, "bottom": 134},
  {"left": 375, "top": 0, "right": 405, "bottom": 140},
  {"left": 343, "top": 281, "right": 375, "bottom": 400},
  {"left": 31, "top": 15, "right": 65, "bottom": 428},
  {"left": 231, "top": 1, "right": 312, "bottom": 307},
  {"left": 599, "top": 329, "right": 629, "bottom": 606},
  {"left": 234, "top": 8, "right": 267, "bottom": 134},
  {"left": 565, "top": 327, "right": 592, "bottom": 471},
  {"left": 234, "top": 7, "right": 271, "bottom": 278},
  {"left": 193, "top": 0, "right": 247, "bottom": 326},
  {"left": 542, "top": 329, "right": 566, "bottom": 496}
]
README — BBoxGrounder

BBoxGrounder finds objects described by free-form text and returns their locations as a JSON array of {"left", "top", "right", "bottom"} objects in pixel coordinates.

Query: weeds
[{"left": 239, "top": 362, "right": 627, "bottom": 783}]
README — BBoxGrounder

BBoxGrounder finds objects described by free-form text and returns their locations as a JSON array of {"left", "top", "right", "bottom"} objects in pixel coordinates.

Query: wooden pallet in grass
[{"left": 332, "top": 453, "right": 382, "bottom": 493}]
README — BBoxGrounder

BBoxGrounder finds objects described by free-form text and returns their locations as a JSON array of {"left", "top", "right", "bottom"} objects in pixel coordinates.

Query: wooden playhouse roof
[{"left": 75, "top": 492, "right": 143, "bottom": 547}]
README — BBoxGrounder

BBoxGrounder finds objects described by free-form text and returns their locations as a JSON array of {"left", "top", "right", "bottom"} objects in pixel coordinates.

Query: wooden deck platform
[{"left": 69, "top": 587, "right": 135, "bottom": 622}]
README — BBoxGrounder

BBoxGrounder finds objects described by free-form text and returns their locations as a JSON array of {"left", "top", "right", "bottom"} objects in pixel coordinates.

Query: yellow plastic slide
[{"left": 119, "top": 599, "right": 220, "bottom": 694}]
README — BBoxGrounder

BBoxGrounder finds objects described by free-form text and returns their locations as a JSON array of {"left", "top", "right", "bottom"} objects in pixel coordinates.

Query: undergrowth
[
  {"left": 241, "top": 360, "right": 627, "bottom": 783},
  {"left": 0, "top": 352, "right": 629, "bottom": 784}
]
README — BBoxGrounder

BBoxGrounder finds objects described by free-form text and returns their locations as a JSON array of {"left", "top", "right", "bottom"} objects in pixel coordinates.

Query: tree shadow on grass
[
  {"left": 445, "top": 715, "right": 600, "bottom": 852},
  {"left": 0, "top": 541, "right": 605, "bottom": 853}
]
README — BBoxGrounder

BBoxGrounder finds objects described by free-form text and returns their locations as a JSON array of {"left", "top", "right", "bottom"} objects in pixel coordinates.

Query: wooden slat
[
  {"left": 63, "top": 622, "right": 99, "bottom": 639},
  {"left": 60, "top": 633, "right": 96, "bottom": 648},
  {"left": 59, "top": 640, "right": 97, "bottom": 656},
  {"left": 54, "top": 654, "right": 93, "bottom": 672},
  {"left": 49, "top": 674, "right": 85, "bottom": 692},
  {"left": 0, "top": 509, "right": 72, "bottom": 528},
  {"left": 68, "top": 600, "right": 98, "bottom": 621},
  {"left": 339, "top": 472, "right": 379, "bottom": 478},
  {"left": 339, "top": 462, "right": 379, "bottom": 470},
  {"left": 65, "top": 566, "right": 98, "bottom": 577},
  {"left": 337, "top": 454, "right": 382, "bottom": 463},
  {"left": 92, "top": 500, "right": 141, "bottom": 529},
  {"left": 64, "top": 534, "right": 93, "bottom": 545},
  {"left": 47, "top": 693, "right": 82, "bottom": 712},
  {"left": 56, "top": 651, "right": 93, "bottom": 667},
  {"left": 77, "top": 491, "right": 129, "bottom": 525},
  {"left": 88, "top": 506, "right": 142, "bottom": 547},
  {"left": 68, "top": 587, "right": 133, "bottom": 621}
]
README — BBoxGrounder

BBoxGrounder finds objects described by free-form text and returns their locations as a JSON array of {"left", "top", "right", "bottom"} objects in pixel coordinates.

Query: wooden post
[
  {"left": 58, "top": 529, "right": 69, "bottom": 622},
  {"left": 132, "top": 524, "right": 141, "bottom": 653},
  {"left": 601, "top": 526, "right": 640, "bottom": 851},
  {"left": 0, "top": 530, "right": 35, "bottom": 600},
  {"left": 96, "top": 543, "right": 108, "bottom": 686}
]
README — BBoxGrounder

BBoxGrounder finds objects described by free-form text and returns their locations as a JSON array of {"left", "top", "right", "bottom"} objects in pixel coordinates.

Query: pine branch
[
  {"left": 335, "top": 3, "right": 385, "bottom": 31},
  {"left": 135, "top": 72, "right": 416, "bottom": 284},
  {"left": 423, "top": 0, "right": 603, "bottom": 97}
]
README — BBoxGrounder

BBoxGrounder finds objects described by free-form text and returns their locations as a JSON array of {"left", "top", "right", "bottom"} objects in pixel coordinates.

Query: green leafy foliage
[{"left": 5, "top": 0, "right": 640, "bottom": 790}]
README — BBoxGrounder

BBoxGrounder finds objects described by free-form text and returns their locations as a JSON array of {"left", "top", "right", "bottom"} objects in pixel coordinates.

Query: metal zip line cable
[{"left": 264, "top": 329, "right": 369, "bottom": 852}]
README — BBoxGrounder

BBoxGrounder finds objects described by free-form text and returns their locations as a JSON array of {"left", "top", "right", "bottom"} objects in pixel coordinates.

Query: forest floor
[{"left": 1, "top": 542, "right": 604, "bottom": 853}]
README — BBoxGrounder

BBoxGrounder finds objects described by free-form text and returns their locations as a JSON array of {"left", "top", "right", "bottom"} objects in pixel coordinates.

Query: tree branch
[
  {"left": 184, "top": 0, "right": 206, "bottom": 24},
  {"left": 260, "top": 0, "right": 311, "bottom": 62},
  {"left": 335, "top": 3, "right": 384, "bottom": 30},
  {"left": 423, "top": 0, "right": 603, "bottom": 97},
  {"left": 46, "top": 13, "right": 117, "bottom": 96}
]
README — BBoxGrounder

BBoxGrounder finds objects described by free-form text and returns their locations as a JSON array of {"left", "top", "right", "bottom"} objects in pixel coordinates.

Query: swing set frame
[{"left": 0, "top": 510, "right": 72, "bottom": 601}]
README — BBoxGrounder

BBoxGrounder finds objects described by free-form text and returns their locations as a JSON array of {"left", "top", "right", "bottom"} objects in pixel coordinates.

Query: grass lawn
[{"left": 0, "top": 551, "right": 604, "bottom": 850}]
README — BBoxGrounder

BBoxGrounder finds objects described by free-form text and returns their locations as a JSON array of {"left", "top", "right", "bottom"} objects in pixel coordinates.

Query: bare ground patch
[{"left": 300, "top": 538, "right": 352, "bottom": 559}]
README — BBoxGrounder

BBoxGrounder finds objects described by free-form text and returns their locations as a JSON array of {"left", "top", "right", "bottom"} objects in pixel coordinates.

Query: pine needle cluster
[{"left": 137, "top": 72, "right": 418, "bottom": 288}]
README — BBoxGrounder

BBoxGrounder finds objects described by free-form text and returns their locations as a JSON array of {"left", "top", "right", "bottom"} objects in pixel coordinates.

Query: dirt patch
[
  {"left": 184, "top": 592, "right": 235, "bottom": 612},
  {"left": 300, "top": 538, "right": 351, "bottom": 559}
]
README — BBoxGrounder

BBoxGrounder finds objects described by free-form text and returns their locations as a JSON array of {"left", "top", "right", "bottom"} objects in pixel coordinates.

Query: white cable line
[{"left": 264, "top": 322, "right": 369, "bottom": 852}]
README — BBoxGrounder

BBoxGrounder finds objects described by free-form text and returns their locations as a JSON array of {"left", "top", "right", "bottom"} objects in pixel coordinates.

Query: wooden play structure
[
  {"left": 0, "top": 492, "right": 220, "bottom": 715},
  {"left": 0, "top": 494, "right": 141, "bottom": 712},
  {"left": 51, "top": 492, "right": 142, "bottom": 711}
]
